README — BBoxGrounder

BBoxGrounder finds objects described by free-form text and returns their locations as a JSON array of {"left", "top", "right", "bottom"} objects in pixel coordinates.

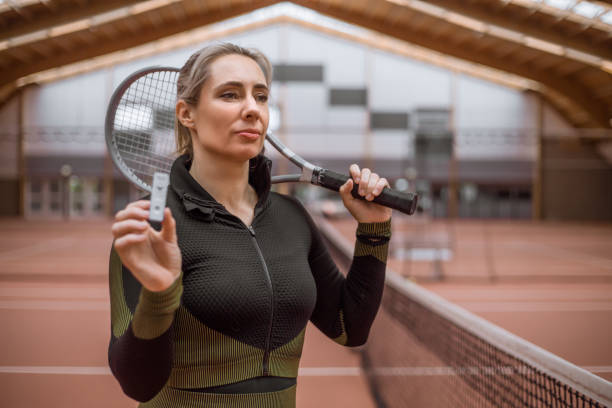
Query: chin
[{"left": 231, "top": 145, "right": 264, "bottom": 163}]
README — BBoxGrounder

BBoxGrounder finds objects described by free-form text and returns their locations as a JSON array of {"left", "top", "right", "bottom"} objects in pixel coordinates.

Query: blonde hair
[{"left": 175, "top": 43, "right": 273, "bottom": 159}]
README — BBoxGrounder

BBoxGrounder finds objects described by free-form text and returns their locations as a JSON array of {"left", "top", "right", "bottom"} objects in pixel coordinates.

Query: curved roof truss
[{"left": 0, "top": 0, "right": 610, "bottom": 127}]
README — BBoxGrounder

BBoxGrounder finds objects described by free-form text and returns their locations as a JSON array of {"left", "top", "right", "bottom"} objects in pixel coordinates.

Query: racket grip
[{"left": 317, "top": 169, "right": 418, "bottom": 215}]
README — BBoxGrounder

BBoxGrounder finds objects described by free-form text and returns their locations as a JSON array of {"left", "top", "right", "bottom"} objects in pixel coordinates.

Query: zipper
[
  {"left": 182, "top": 193, "right": 273, "bottom": 373},
  {"left": 247, "top": 225, "right": 274, "bottom": 376}
]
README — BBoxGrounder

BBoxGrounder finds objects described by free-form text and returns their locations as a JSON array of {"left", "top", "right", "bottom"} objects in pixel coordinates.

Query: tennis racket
[{"left": 105, "top": 66, "right": 418, "bottom": 215}]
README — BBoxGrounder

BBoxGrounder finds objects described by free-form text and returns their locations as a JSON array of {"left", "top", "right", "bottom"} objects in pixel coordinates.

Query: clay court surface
[{"left": 1, "top": 216, "right": 611, "bottom": 407}]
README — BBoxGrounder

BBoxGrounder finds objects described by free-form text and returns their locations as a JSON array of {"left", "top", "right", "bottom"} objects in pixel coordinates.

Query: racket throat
[{"left": 299, "top": 163, "right": 320, "bottom": 184}]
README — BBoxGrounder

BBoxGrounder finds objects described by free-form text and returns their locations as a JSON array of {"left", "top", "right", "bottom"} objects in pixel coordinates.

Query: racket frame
[
  {"left": 105, "top": 66, "right": 179, "bottom": 193},
  {"left": 105, "top": 66, "right": 418, "bottom": 215}
]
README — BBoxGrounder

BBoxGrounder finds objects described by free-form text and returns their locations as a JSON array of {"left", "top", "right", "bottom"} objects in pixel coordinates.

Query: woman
[{"left": 108, "top": 43, "right": 392, "bottom": 407}]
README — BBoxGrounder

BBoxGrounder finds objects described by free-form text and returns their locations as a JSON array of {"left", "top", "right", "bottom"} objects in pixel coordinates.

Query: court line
[
  {"left": 0, "top": 237, "right": 76, "bottom": 262},
  {"left": 0, "top": 366, "right": 112, "bottom": 375},
  {"left": 299, "top": 367, "right": 362, "bottom": 376},
  {"left": 506, "top": 241, "right": 612, "bottom": 271},
  {"left": 0, "top": 287, "right": 107, "bottom": 298},
  {"left": 0, "top": 300, "right": 109, "bottom": 311},
  {"left": 2, "top": 366, "right": 610, "bottom": 376},
  {"left": 430, "top": 289, "right": 612, "bottom": 301},
  {"left": 459, "top": 301, "right": 612, "bottom": 312}
]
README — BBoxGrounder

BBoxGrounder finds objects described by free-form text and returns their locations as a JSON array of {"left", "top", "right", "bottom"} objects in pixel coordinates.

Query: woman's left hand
[{"left": 338, "top": 164, "right": 393, "bottom": 223}]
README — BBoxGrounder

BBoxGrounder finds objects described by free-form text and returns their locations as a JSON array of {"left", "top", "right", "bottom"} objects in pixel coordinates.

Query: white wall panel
[
  {"left": 326, "top": 107, "right": 368, "bottom": 130},
  {"left": 25, "top": 71, "right": 107, "bottom": 128},
  {"left": 112, "top": 48, "right": 193, "bottom": 88},
  {"left": 326, "top": 40, "right": 366, "bottom": 86},
  {"left": 285, "top": 131, "right": 364, "bottom": 159},
  {"left": 455, "top": 75, "right": 524, "bottom": 129},
  {"left": 284, "top": 25, "right": 331, "bottom": 63},
  {"left": 370, "top": 51, "right": 451, "bottom": 111},
  {"left": 370, "top": 131, "right": 413, "bottom": 159},
  {"left": 223, "top": 26, "right": 282, "bottom": 62},
  {"left": 282, "top": 84, "right": 327, "bottom": 129}
]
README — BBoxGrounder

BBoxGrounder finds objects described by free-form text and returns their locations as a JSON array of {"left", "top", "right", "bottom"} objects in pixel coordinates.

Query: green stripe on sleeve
[
  {"left": 354, "top": 219, "right": 392, "bottom": 263},
  {"left": 132, "top": 273, "right": 183, "bottom": 340},
  {"left": 109, "top": 246, "right": 132, "bottom": 338}
]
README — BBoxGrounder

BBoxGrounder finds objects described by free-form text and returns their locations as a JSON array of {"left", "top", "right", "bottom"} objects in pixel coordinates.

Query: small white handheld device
[{"left": 149, "top": 172, "right": 169, "bottom": 222}]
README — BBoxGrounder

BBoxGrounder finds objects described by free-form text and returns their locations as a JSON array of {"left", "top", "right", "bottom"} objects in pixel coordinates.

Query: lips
[{"left": 236, "top": 129, "right": 261, "bottom": 140}]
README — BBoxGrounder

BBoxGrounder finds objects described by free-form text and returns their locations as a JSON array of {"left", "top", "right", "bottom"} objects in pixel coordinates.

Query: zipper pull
[{"left": 247, "top": 225, "right": 256, "bottom": 236}]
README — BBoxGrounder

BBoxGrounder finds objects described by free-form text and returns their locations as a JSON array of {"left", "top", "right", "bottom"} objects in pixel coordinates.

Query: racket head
[{"left": 105, "top": 66, "right": 180, "bottom": 192}]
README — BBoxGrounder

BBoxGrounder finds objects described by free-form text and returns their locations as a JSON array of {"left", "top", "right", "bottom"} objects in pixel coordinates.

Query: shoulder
[
  {"left": 269, "top": 191, "right": 310, "bottom": 217},
  {"left": 268, "top": 192, "right": 319, "bottom": 232}
]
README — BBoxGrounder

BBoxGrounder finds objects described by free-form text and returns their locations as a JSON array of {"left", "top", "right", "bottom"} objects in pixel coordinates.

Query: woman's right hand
[{"left": 111, "top": 200, "right": 182, "bottom": 292}]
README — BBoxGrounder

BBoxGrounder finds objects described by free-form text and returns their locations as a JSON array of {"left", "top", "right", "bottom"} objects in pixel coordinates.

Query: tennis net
[{"left": 315, "top": 216, "right": 612, "bottom": 408}]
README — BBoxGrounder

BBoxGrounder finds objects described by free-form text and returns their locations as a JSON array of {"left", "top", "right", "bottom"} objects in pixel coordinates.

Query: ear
[{"left": 176, "top": 100, "right": 195, "bottom": 129}]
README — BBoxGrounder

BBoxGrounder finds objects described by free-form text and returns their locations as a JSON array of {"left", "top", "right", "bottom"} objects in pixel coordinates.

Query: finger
[
  {"left": 349, "top": 164, "right": 360, "bottom": 183},
  {"left": 160, "top": 208, "right": 177, "bottom": 243},
  {"left": 126, "top": 200, "right": 151, "bottom": 210},
  {"left": 359, "top": 168, "right": 371, "bottom": 196},
  {"left": 111, "top": 219, "right": 149, "bottom": 239},
  {"left": 339, "top": 178, "right": 353, "bottom": 196},
  {"left": 372, "top": 178, "right": 389, "bottom": 197},
  {"left": 115, "top": 206, "right": 150, "bottom": 222},
  {"left": 114, "top": 232, "right": 147, "bottom": 250},
  {"left": 365, "top": 173, "right": 380, "bottom": 201}
]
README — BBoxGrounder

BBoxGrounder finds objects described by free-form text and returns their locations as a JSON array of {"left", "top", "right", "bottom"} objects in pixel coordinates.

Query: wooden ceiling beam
[
  {"left": 5, "top": 1, "right": 34, "bottom": 20},
  {"left": 0, "top": 0, "right": 144, "bottom": 41},
  {"left": 144, "top": 9, "right": 163, "bottom": 29},
  {"left": 169, "top": 3, "right": 187, "bottom": 23},
  {"left": 289, "top": 0, "right": 610, "bottom": 127},
  {"left": 539, "top": 88, "right": 598, "bottom": 128},
  {"left": 419, "top": 0, "right": 612, "bottom": 61},
  {"left": 0, "top": 0, "right": 280, "bottom": 86},
  {"left": 39, "top": 0, "right": 58, "bottom": 12}
]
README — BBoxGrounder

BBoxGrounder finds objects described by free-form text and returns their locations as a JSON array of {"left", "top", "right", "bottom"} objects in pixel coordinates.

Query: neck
[{"left": 188, "top": 148, "right": 256, "bottom": 213}]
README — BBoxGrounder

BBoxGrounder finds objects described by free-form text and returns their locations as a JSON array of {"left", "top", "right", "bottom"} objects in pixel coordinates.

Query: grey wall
[
  {"left": 542, "top": 140, "right": 612, "bottom": 222},
  {"left": 0, "top": 96, "right": 20, "bottom": 215},
  {"left": 4, "top": 23, "right": 577, "bottom": 161},
  {"left": 0, "top": 18, "right": 601, "bottom": 219}
]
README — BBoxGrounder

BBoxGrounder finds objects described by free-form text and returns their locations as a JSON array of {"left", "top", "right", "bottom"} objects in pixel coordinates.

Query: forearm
[
  {"left": 309, "top": 218, "right": 391, "bottom": 347},
  {"left": 341, "top": 219, "right": 391, "bottom": 346},
  {"left": 109, "top": 324, "right": 174, "bottom": 402},
  {"left": 108, "top": 250, "right": 183, "bottom": 402}
]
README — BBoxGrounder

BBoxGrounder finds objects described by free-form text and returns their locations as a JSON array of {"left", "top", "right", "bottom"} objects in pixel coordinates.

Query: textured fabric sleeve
[
  {"left": 107, "top": 244, "right": 183, "bottom": 402},
  {"left": 306, "top": 213, "right": 391, "bottom": 347}
]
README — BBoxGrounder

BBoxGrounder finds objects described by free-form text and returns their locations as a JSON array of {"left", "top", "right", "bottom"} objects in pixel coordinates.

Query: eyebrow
[{"left": 215, "top": 81, "right": 268, "bottom": 91}]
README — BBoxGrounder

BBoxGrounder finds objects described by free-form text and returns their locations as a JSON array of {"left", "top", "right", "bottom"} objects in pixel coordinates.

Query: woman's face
[{"left": 189, "top": 54, "right": 269, "bottom": 163}]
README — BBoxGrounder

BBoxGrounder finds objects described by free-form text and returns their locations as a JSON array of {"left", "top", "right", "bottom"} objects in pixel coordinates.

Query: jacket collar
[{"left": 170, "top": 154, "right": 272, "bottom": 220}]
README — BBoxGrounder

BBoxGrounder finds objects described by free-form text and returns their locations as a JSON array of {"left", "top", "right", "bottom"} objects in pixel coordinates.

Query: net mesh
[
  {"left": 318, "top": 217, "right": 609, "bottom": 408},
  {"left": 111, "top": 69, "right": 179, "bottom": 191},
  {"left": 363, "top": 284, "right": 608, "bottom": 408}
]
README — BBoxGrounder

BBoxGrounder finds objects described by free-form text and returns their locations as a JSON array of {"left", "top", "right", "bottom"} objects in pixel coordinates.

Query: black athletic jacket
[{"left": 108, "top": 154, "right": 391, "bottom": 407}]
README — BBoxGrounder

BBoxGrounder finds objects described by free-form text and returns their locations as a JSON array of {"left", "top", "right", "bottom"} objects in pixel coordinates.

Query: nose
[{"left": 242, "top": 95, "right": 261, "bottom": 122}]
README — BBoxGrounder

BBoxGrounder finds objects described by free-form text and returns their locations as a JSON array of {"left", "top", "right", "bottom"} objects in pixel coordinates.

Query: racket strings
[{"left": 112, "top": 70, "right": 179, "bottom": 189}]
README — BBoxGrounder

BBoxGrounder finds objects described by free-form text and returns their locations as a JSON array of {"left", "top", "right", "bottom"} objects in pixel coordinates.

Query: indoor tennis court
[{"left": 1, "top": 0, "right": 611, "bottom": 407}]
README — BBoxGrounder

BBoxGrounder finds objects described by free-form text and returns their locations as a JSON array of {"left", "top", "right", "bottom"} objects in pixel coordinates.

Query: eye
[
  {"left": 221, "top": 92, "right": 238, "bottom": 100},
  {"left": 256, "top": 93, "right": 268, "bottom": 103}
]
